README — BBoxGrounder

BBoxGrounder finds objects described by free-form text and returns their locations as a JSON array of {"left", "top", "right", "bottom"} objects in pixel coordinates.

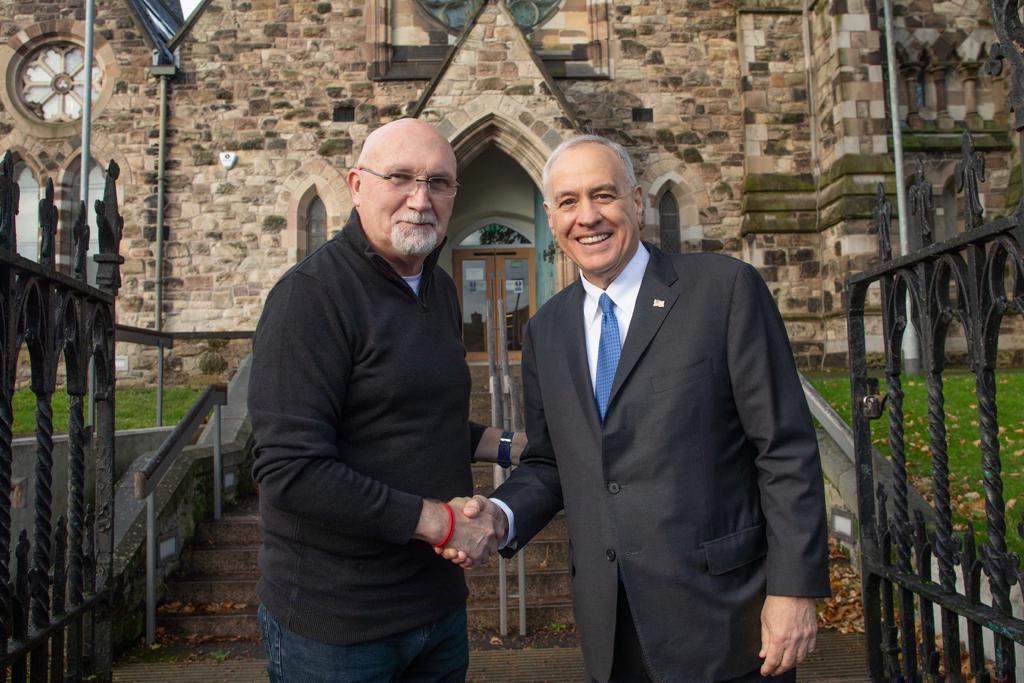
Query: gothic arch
[
  {"left": 645, "top": 168, "right": 703, "bottom": 252},
  {"left": 7, "top": 147, "right": 43, "bottom": 180},
  {"left": 281, "top": 160, "right": 348, "bottom": 263},
  {"left": 443, "top": 104, "right": 565, "bottom": 188}
]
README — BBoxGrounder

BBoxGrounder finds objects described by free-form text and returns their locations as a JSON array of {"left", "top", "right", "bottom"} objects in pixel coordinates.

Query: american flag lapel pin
[{"left": 653, "top": 299, "right": 665, "bottom": 308}]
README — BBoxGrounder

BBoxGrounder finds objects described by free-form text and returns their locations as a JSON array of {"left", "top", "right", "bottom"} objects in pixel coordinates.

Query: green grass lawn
[
  {"left": 11, "top": 387, "right": 202, "bottom": 437},
  {"left": 808, "top": 370, "right": 1024, "bottom": 556}
]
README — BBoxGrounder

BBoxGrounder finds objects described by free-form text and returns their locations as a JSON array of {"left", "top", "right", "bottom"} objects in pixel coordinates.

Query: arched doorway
[{"left": 443, "top": 146, "right": 551, "bottom": 362}]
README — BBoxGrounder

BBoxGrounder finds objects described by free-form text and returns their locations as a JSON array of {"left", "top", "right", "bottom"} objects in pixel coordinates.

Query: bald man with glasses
[{"left": 249, "top": 118, "right": 514, "bottom": 682}]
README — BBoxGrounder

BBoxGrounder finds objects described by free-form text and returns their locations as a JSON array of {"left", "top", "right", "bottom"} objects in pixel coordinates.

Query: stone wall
[{"left": 2, "top": 0, "right": 1022, "bottom": 380}]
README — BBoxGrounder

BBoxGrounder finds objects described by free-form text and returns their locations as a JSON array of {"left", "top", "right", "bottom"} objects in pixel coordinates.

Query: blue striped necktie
[{"left": 594, "top": 293, "right": 621, "bottom": 422}]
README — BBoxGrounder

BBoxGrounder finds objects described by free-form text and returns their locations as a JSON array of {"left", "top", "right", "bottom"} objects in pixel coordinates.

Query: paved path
[{"left": 114, "top": 631, "right": 868, "bottom": 682}]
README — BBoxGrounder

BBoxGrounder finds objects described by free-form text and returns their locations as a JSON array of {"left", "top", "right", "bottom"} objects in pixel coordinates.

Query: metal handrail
[
  {"left": 133, "top": 383, "right": 228, "bottom": 645},
  {"left": 798, "top": 373, "right": 855, "bottom": 459},
  {"left": 114, "top": 324, "right": 252, "bottom": 426}
]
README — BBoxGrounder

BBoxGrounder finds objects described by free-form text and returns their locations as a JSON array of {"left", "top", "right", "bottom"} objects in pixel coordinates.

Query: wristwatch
[{"left": 497, "top": 431, "right": 514, "bottom": 468}]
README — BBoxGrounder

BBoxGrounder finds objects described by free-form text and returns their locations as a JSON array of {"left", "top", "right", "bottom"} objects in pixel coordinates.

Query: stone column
[
  {"left": 901, "top": 63, "right": 923, "bottom": 128},
  {"left": 365, "top": 0, "right": 391, "bottom": 78},
  {"left": 959, "top": 61, "right": 983, "bottom": 129},
  {"left": 930, "top": 64, "right": 954, "bottom": 130}
]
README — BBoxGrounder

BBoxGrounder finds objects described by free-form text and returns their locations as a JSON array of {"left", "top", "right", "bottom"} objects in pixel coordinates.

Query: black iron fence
[
  {"left": 845, "top": 23, "right": 1024, "bottom": 676},
  {"left": 0, "top": 151, "right": 122, "bottom": 680}
]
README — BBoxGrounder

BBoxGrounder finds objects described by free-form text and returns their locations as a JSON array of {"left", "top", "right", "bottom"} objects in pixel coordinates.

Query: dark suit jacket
[{"left": 494, "top": 244, "right": 830, "bottom": 682}]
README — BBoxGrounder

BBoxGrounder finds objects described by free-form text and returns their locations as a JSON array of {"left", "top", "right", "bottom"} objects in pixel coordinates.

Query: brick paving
[{"left": 113, "top": 630, "right": 868, "bottom": 682}]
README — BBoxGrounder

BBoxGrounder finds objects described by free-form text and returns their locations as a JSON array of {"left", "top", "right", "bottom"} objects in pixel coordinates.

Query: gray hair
[{"left": 542, "top": 135, "right": 639, "bottom": 198}]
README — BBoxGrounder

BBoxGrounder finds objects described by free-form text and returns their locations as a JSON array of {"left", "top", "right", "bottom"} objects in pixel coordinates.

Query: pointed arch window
[
  {"left": 306, "top": 195, "right": 327, "bottom": 252},
  {"left": 659, "top": 192, "right": 680, "bottom": 254},
  {"left": 66, "top": 158, "right": 108, "bottom": 285},
  {"left": 14, "top": 163, "right": 42, "bottom": 261}
]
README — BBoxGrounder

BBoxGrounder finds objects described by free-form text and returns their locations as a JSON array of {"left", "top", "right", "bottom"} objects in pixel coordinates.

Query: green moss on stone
[
  {"left": 263, "top": 215, "right": 287, "bottom": 232},
  {"left": 237, "top": 138, "right": 264, "bottom": 151},
  {"left": 743, "top": 173, "right": 815, "bottom": 193},
  {"left": 318, "top": 138, "right": 352, "bottom": 157},
  {"left": 283, "top": 108, "right": 313, "bottom": 121},
  {"left": 1007, "top": 163, "right": 1022, "bottom": 209},
  {"left": 193, "top": 150, "right": 216, "bottom": 166},
  {"left": 504, "top": 84, "right": 535, "bottom": 96},
  {"left": 682, "top": 148, "right": 703, "bottom": 163},
  {"left": 824, "top": 155, "right": 894, "bottom": 183}
]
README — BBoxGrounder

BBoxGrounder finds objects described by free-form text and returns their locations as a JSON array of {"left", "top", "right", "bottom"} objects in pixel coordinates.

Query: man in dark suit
[{"left": 448, "top": 135, "right": 830, "bottom": 682}]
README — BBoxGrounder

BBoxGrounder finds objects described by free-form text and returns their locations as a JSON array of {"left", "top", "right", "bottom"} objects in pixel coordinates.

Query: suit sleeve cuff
[{"left": 490, "top": 497, "right": 516, "bottom": 549}]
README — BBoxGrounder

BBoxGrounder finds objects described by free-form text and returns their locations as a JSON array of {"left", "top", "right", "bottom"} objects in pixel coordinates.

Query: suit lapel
[
  {"left": 560, "top": 282, "right": 602, "bottom": 432},
  {"left": 608, "top": 245, "right": 679, "bottom": 410}
]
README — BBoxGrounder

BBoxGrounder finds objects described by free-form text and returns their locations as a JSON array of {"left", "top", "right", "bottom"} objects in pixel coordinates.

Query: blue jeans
[{"left": 258, "top": 603, "right": 469, "bottom": 683}]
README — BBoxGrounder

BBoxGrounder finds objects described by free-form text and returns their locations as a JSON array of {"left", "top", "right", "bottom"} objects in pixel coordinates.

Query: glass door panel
[
  {"left": 460, "top": 259, "right": 489, "bottom": 355},
  {"left": 500, "top": 257, "right": 530, "bottom": 352},
  {"left": 454, "top": 248, "right": 535, "bottom": 362}
]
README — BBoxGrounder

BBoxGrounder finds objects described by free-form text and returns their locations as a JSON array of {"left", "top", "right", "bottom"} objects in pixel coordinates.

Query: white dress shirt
[{"left": 493, "top": 244, "right": 651, "bottom": 547}]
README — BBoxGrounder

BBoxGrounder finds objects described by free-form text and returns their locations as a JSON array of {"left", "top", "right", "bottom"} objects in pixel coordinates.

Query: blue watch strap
[{"left": 498, "top": 431, "right": 514, "bottom": 468}]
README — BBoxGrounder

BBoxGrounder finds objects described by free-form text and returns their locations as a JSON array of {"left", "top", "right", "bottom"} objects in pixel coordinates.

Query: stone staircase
[{"left": 157, "top": 462, "right": 574, "bottom": 640}]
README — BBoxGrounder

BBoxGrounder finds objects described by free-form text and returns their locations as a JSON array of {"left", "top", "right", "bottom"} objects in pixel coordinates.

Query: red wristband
[{"left": 432, "top": 502, "right": 455, "bottom": 548}]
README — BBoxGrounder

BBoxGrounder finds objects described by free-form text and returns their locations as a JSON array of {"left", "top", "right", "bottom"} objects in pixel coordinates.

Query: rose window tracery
[
  {"left": 417, "top": 0, "right": 561, "bottom": 33},
  {"left": 18, "top": 43, "right": 102, "bottom": 123}
]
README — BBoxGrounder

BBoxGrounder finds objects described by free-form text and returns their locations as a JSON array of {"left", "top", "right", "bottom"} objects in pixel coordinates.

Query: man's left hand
[{"left": 759, "top": 595, "right": 817, "bottom": 676}]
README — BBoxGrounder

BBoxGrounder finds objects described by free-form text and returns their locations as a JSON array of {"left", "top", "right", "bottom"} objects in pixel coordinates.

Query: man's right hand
[{"left": 440, "top": 496, "right": 508, "bottom": 568}]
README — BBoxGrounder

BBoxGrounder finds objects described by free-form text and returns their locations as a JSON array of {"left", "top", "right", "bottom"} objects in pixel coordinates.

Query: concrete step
[
  {"left": 164, "top": 575, "right": 258, "bottom": 605},
  {"left": 512, "top": 538, "right": 568, "bottom": 569},
  {"left": 160, "top": 606, "right": 261, "bottom": 639},
  {"left": 467, "top": 598, "right": 575, "bottom": 631},
  {"left": 161, "top": 572, "right": 571, "bottom": 611},
  {"left": 177, "top": 537, "right": 569, "bottom": 579},
  {"left": 467, "top": 566, "right": 570, "bottom": 601},
  {"left": 159, "top": 598, "right": 576, "bottom": 640},
  {"left": 194, "top": 514, "right": 261, "bottom": 547},
  {"left": 165, "top": 565, "right": 571, "bottom": 608},
  {"left": 179, "top": 545, "right": 260, "bottom": 577}
]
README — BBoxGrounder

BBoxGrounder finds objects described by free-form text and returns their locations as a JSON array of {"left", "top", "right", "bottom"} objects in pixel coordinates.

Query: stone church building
[{"left": 0, "top": 0, "right": 1016, "bottom": 379}]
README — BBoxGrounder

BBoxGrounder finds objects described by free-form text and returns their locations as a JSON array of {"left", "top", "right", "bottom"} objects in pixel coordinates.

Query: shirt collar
[{"left": 580, "top": 243, "right": 650, "bottom": 327}]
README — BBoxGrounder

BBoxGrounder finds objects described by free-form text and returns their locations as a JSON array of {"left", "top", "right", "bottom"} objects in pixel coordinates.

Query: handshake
[{"left": 417, "top": 496, "right": 509, "bottom": 569}]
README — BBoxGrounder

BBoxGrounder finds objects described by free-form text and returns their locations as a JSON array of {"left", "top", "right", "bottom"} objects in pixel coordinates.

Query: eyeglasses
[{"left": 357, "top": 167, "right": 459, "bottom": 197}]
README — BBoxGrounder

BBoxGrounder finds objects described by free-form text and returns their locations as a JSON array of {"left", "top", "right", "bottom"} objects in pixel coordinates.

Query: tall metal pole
[
  {"left": 80, "top": 0, "right": 95, "bottom": 210},
  {"left": 155, "top": 74, "right": 171, "bottom": 426},
  {"left": 882, "top": 0, "right": 921, "bottom": 373},
  {"left": 484, "top": 275, "right": 509, "bottom": 637},
  {"left": 82, "top": 0, "right": 96, "bottom": 426},
  {"left": 496, "top": 291, "right": 527, "bottom": 637}
]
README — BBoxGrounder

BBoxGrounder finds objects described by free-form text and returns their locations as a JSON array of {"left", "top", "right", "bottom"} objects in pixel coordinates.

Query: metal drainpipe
[
  {"left": 82, "top": 0, "right": 95, "bottom": 426},
  {"left": 880, "top": 0, "right": 921, "bottom": 373},
  {"left": 154, "top": 69, "right": 174, "bottom": 425}
]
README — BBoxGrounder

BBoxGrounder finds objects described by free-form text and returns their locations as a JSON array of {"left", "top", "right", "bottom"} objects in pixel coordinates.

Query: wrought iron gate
[
  {"left": 846, "top": 6, "right": 1024, "bottom": 674},
  {"left": 0, "top": 151, "right": 122, "bottom": 681}
]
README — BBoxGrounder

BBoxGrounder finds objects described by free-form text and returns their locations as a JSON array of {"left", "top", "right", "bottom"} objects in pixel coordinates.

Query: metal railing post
[
  {"left": 156, "top": 339, "right": 164, "bottom": 428},
  {"left": 213, "top": 404, "right": 222, "bottom": 521},
  {"left": 496, "top": 290, "right": 528, "bottom": 636},
  {"left": 145, "top": 492, "right": 156, "bottom": 645},
  {"left": 484, "top": 285, "right": 510, "bottom": 637}
]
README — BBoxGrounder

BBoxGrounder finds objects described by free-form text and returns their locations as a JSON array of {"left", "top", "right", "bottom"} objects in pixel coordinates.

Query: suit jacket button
[
  {"left": 607, "top": 481, "right": 621, "bottom": 494},
  {"left": 606, "top": 549, "right": 616, "bottom": 561}
]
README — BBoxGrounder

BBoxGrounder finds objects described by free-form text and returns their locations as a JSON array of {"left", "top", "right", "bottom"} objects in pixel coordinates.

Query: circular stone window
[{"left": 18, "top": 42, "right": 102, "bottom": 123}]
